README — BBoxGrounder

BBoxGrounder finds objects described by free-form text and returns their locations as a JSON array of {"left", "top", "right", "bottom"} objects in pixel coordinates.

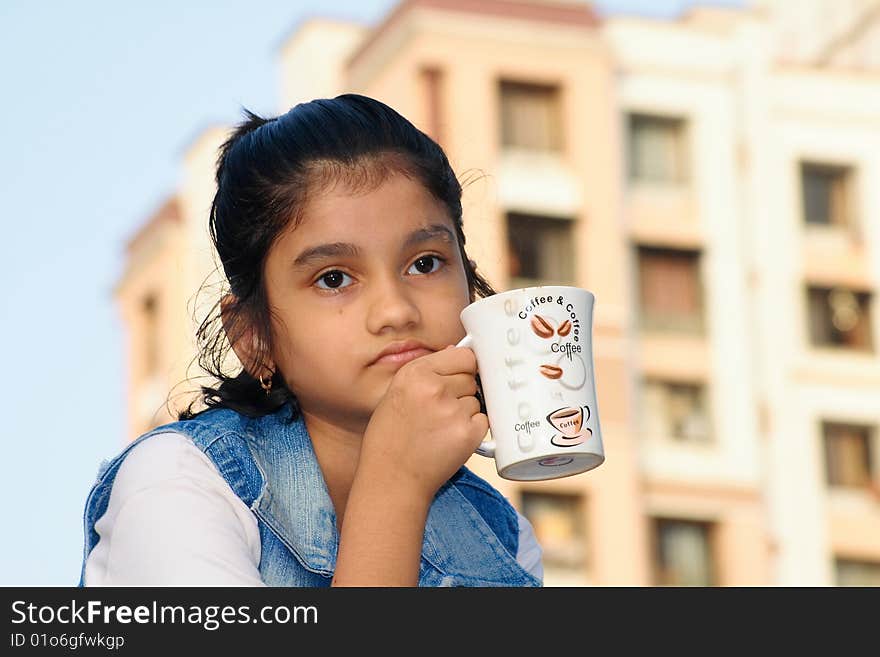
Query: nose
[{"left": 365, "top": 274, "right": 421, "bottom": 335}]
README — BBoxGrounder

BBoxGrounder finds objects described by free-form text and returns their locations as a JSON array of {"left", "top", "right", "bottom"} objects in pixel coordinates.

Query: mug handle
[{"left": 456, "top": 335, "right": 496, "bottom": 458}]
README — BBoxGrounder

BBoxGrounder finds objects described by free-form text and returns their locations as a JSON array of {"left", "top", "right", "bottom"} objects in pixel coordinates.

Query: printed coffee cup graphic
[
  {"left": 528, "top": 312, "right": 588, "bottom": 389},
  {"left": 547, "top": 405, "right": 592, "bottom": 447}
]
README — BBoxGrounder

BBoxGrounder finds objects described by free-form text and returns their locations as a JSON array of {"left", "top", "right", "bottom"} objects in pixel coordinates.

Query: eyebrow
[
  {"left": 291, "top": 224, "right": 455, "bottom": 270},
  {"left": 405, "top": 224, "right": 455, "bottom": 249},
  {"left": 291, "top": 242, "right": 360, "bottom": 270}
]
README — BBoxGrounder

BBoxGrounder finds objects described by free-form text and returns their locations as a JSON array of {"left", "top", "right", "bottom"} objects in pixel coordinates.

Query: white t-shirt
[{"left": 83, "top": 432, "right": 544, "bottom": 586}]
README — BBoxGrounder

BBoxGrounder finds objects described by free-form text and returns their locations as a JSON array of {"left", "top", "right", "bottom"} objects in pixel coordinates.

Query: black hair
[{"left": 179, "top": 94, "right": 496, "bottom": 421}]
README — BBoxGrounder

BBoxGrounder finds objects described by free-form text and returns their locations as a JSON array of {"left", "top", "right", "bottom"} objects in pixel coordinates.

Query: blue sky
[{"left": 0, "top": 0, "right": 742, "bottom": 586}]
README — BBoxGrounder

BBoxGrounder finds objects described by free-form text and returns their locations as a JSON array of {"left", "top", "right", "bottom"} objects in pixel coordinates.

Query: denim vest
[{"left": 78, "top": 405, "right": 541, "bottom": 587}]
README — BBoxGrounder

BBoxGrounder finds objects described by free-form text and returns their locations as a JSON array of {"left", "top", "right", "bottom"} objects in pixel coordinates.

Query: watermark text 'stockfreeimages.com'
[{"left": 10, "top": 599, "right": 318, "bottom": 632}]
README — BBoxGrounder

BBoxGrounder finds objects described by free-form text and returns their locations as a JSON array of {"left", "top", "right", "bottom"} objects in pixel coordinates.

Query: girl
[{"left": 79, "top": 94, "right": 543, "bottom": 587}]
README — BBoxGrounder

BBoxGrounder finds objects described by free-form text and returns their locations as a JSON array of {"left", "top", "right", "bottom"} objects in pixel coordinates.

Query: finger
[
  {"left": 458, "top": 395, "right": 481, "bottom": 417},
  {"left": 429, "top": 345, "right": 477, "bottom": 376},
  {"left": 443, "top": 373, "right": 478, "bottom": 399},
  {"left": 469, "top": 412, "right": 490, "bottom": 442}
]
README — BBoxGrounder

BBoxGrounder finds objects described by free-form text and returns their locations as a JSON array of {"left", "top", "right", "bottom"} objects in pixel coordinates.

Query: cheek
[
  {"left": 427, "top": 291, "right": 470, "bottom": 333},
  {"left": 276, "top": 316, "right": 353, "bottom": 368},
  {"left": 438, "top": 260, "right": 472, "bottom": 307},
  {"left": 272, "top": 335, "right": 331, "bottom": 396},
  {"left": 268, "top": 315, "right": 314, "bottom": 372}
]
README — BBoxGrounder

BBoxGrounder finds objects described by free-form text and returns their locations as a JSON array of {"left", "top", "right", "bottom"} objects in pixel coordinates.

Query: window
[
  {"left": 654, "top": 518, "right": 716, "bottom": 586},
  {"left": 507, "top": 213, "right": 575, "bottom": 287},
  {"left": 807, "top": 286, "right": 873, "bottom": 352},
  {"left": 801, "top": 162, "right": 853, "bottom": 227},
  {"left": 500, "top": 81, "right": 563, "bottom": 152},
  {"left": 629, "top": 113, "right": 688, "bottom": 184},
  {"left": 637, "top": 246, "right": 704, "bottom": 332},
  {"left": 835, "top": 559, "right": 880, "bottom": 586},
  {"left": 142, "top": 293, "right": 160, "bottom": 375},
  {"left": 521, "top": 491, "right": 587, "bottom": 582},
  {"left": 420, "top": 66, "right": 444, "bottom": 144},
  {"left": 642, "top": 380, "right": 711, "bottom": 442},
  {"left": 823, "top": 422, "right": 875, "bottom": 488}
]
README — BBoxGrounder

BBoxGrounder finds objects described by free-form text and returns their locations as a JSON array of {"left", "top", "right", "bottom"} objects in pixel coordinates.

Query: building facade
[{"left": 116, "top": 0, "right": 880, "bottom": 585}]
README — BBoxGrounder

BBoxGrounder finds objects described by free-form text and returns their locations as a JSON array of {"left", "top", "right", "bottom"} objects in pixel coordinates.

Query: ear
[{"left": 220, "top": 293, "right": 274, "bottom": 378}]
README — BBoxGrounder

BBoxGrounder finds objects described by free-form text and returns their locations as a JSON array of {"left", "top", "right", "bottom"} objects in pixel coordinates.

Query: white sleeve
[
  {"left": 83, "top": 432, "right": 265, "bottom": 587},
  {"left": 515, "top": 511, "right": 544, "bottom": 583}
]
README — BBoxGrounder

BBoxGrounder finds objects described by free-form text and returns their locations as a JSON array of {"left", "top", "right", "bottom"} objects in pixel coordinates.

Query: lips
[{"left": 370, "top": 339, "right": 434, "bottom": 367}]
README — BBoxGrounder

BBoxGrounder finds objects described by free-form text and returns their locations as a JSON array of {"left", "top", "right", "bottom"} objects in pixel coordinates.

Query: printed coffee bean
[
  {"left": 530, "top": 314, "right": 555, "bottom": 339},
  {"left": 557, "top": 320, "right": 572, "bottom": 337},
  {"left": 539, "top": 364, "right": 563, "bottom": 379}
]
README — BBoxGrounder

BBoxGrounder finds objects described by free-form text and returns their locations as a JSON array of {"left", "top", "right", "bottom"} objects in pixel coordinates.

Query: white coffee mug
[{"left": 457, "top": 286, "right": 604, "bottom": 481}]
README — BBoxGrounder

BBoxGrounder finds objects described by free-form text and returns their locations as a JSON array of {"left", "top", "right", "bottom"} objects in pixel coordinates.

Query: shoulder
[
  {"left": 84, "top": 431, "right": 264, "bottom": 586},
  {"left": 136, "top": 406, "right": 289, "bottom": 506},
  {"left": 449, "top": 468, "right": 520, "bottom": 549},
  {"left": 450, "top": 467, "right": 514, "bottom": 508},
  {"left": 446, "top": 468, "right": 543, "bottom": 584},
  {"left": 146, "top": 406, "right": 257, "bottom": 450},
  {"left": 111, "top": 431, "right": 224, "bottom": 498}
]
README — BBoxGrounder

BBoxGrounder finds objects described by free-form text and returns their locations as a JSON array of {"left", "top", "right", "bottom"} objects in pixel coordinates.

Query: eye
[
  {"left": 314, "top": 270, "right": 353, "bottom": 291},
  {"left": 407, "top": 255, "right": 445, "bottom": 276}
]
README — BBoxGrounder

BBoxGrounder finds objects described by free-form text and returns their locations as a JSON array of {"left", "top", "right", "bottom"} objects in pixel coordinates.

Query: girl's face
[{"left": 263, "top": 170, "right": 472, "bottom": 432}]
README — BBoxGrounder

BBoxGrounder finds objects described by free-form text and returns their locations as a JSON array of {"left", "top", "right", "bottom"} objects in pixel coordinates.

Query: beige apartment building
[
  {"left": 115, "top": 0, "right": 880, "bottom": 586},
  {"left": 748, "top": 0, "right": 880, "bottom": 586}
]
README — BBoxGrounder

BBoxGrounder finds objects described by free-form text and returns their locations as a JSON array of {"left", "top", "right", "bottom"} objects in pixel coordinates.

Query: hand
[{"left": 358, "top": 345, "right": 489, "bottom": 503}]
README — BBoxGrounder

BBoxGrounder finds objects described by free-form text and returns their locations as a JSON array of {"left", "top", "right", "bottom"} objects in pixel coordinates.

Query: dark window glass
[
  {"left": 807, "top": 287, "right": 873, "bottom": 352},
  {"left": 801, "top": 162, "right": 852, "bottom": 226},
  {"left": 629, "top": 114, "right": 688, "bottom": 183},
  {"left": 500, "top": 81, "right": 563, "bottom": 152},
  {"left": 507, "top": 213, "right": 575, "bottom": 287},
  {"left": 836, "top": 559, "right": 880, "bottom": 586},
  {"left": 642, "top": 380, "right": 711, "bottom": 442},
  {"left": 637, "top": 246, "right": 704, "bottom": 332},
  {"left": 823, "top": 422, "right": 874, "bottom": 488},
  {"left": 143, "top": 293, "right": 159, "bottom": 375},
  {"left": 521, "top": 491, "right": 586, "bottom": 572},
  {"left": 654, "top": 518, "right": 715, "bottom": 586}
]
